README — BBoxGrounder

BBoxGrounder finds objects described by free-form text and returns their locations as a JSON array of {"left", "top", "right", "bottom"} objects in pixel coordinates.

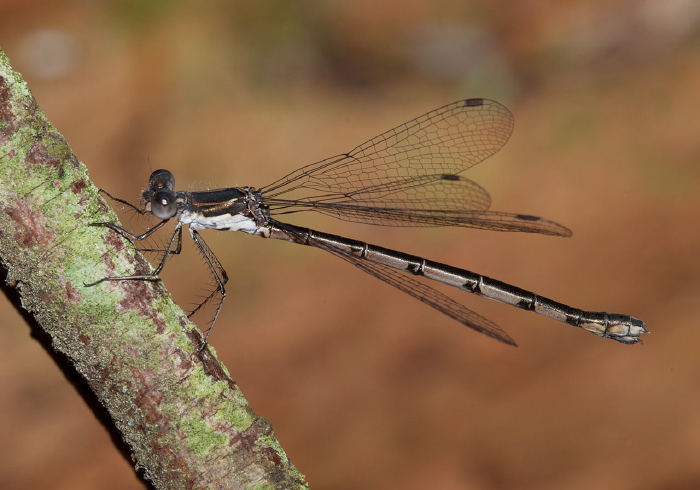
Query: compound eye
[
  {"left": 150, "top": 190, "right": 177, "bottom": 219},
  {"left": 149, "top": 169, "right": 175, "bottom": 191}
]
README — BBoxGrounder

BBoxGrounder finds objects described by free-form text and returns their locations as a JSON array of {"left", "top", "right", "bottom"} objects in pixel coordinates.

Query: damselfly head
[{"left": 143, "top": 169, "right": 178, "bottom": 219}]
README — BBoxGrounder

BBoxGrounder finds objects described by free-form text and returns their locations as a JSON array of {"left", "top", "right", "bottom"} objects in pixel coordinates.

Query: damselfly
[{"left": 89, "top": 98, "right": 648, "bottom": 346}]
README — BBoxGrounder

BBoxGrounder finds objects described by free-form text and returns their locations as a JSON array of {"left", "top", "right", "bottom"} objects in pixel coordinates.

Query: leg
[
  {"left": 85, "top": 222, "right": 184, "bottom": 286},
  {"left": 89, "top": 218, "right": 170, "bottom": 242},
  {"left": 98, "top": 189, "right": 146, "bottom": 216},
  {"left": 189, "top": 229, "right": 228, "bottom": 346}
]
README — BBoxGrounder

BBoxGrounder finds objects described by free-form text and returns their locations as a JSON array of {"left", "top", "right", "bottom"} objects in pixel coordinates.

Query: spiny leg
[
  {"left": 85, "top": 222, "right": 183, "bottom": 286},
  {"left": 189, "top": 229, "right": 228, "bottom": 348},
  {"left": 89, "top": 219, "right": 169, "bottom": 242},
  {"left": 97, "top": 189, "right": 146, "bottom": 215}
]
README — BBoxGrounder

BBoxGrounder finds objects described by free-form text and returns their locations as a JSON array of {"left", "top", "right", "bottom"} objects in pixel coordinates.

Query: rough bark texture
[{"left": 0, "top": 48, "right": 307, "bottom": 490}]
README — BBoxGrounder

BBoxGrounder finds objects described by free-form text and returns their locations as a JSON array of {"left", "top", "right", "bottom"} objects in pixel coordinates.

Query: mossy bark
[{"left": 0, "top": 48, "right": 307, "bottom": 490}]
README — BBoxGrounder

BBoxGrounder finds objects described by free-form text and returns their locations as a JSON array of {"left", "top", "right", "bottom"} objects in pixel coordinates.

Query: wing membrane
[{"left": 259, "top": 99, "right": 569, "bottom": 237}]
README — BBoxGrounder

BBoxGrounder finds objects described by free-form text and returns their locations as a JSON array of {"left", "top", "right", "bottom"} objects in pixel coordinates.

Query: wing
[
  {"left": 262, "top": 98, "right": 513, "bottom": 197},
  {"left": 323, "top": 240, "right": 517, "bottom": 346},
  {"left": 259, "top": 99, "right": 570, "bottom": 237},
  {"left": 277, "top": 220, "right": 518, "bottom": 346}
]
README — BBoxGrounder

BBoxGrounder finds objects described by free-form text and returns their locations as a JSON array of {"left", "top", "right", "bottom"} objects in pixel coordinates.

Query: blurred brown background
[{"left": 1, "top": 1, "right": 699, "bottom": 489}]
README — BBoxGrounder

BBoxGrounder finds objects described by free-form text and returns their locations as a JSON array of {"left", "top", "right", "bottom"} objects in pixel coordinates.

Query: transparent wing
[
  {"left": 318, "top": 237, "right": 517, "bottom": 346},
  {"left": 260, "top": 99, "right": 570, "bottom": 237},
  {"left": 263, "top": 98, "right": 513, "bottom": 196}
]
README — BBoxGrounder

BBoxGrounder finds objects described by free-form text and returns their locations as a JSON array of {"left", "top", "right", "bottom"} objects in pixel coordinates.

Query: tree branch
[{"left": 0, "top": 48, "right": 307, "bottom": 490}]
